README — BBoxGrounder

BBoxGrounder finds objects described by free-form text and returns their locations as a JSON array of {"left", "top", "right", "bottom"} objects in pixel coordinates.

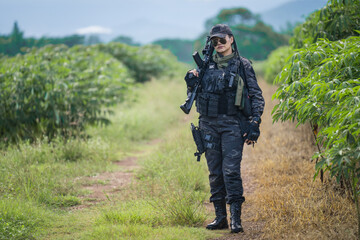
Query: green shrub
[
  {"left": 264, "top": 46, "right": 293, "bottom": 84},
  {"left": 97, "top": 43, "right": 178, "bottom": 83},
  {"left": 272, "top": 36, "right": 360, "bottom": 234},
  {"left": 291, "top": 0, "right": 360, "bottom": 48},
  {"left": 0, "top": 45, "right": 131, "bottom": 143},
  {"left": 273, "top": 36, "right": 360, "bottom": 180}
]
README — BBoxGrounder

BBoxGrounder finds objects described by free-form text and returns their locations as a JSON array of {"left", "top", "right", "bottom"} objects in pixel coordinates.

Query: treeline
[
  {"left": 0, "top": 22, "right": 143, "bottom": 57},
  {"left": 196, "top": 8, "right": 289, "bottom": 60},
  {"left": 2, "top": 7, "right": 291, "bottom": 62},
  {"left": 154, "top": 8, "right": 290, "bottom": 62},
  {"left": 0, "top": 22, "right": 84, "bottom": 56},
  {"left": 264, "top": 0, "right": 360, "bottom": 236},
  {"left": 0, "top": 42, "right": 177, "bottom": 144}
]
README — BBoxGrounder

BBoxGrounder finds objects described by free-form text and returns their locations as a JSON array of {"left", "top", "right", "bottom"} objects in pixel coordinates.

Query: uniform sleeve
[{"left": 241, "top": 58, "right": 265, "bottom": 118}]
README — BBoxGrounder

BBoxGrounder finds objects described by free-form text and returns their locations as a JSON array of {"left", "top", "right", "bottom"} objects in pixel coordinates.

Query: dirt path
[
  {"left": 71, "top": 79, "right": 279, "bottom": 238},
  {"left": 208, "top": 80, "right": 282, "bottom": 239},
  {"left": 72, "top": 112, "right": 195, "bottom": 210}
]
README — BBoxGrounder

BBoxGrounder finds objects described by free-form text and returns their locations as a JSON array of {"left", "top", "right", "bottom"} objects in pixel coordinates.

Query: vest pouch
[
  {"left": 207, "top": 96, "right": 219, "bottom": 117},
  {"left": 241, "top": 86, "right": 252, "bottom": 117},
  {"left": 226, "top": 92, "right": 238, "bottom": 116},
  {"left": 197, "top": 94, "right": 208, "bottom": 116}
]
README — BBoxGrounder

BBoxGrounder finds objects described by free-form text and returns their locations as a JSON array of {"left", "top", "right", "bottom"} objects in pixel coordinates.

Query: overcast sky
[{"left": 0, "top": 0, "right": 293, "bottom": 43}]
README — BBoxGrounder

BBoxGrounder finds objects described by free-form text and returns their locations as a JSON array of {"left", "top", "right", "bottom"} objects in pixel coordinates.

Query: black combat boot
[
  {"left": 230, "top": 201, "right": 244, "bottom": 233},
  {"left": 206, "top": 199, "right": 229, "bottom": 230}
]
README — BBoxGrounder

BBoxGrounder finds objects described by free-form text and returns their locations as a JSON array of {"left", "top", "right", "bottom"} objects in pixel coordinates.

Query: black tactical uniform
[{"left": 185, "top": 24, "right": 265, "bottom": 233}]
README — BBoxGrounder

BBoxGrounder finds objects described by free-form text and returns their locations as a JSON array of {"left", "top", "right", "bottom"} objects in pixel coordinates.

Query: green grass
[
  {"left": 76, "top": 103, "right": 222, "bottom": 238},
  {"left": 82, "top": 126, "right": 218, "bottom": 239},
  {"left": 0, "top": 198, "right": 53, "bottom": 240},
  {"left": 87, "top": 72, "right": 189, "bottom": 155},
  {"left": 0, "top": 65, "right": 221, "bottom": 239},
  {"left": 86, "top": 225, "right": 213, "bottom": 240},
  {"left": 0, "top": 137, "right": 114, "bottom": 239}
]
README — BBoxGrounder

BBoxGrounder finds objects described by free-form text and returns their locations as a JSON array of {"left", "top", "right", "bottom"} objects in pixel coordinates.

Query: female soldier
[{"left": 184, "top": 24, "right": 264, "bottom": 233}]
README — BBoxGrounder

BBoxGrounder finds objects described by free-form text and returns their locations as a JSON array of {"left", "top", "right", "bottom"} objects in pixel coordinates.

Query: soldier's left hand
[
  {"left": 243, "top": 120, "right": 260, "bottom": 146},
  {"left": 243, "top": 133, "right": 254, "bottom": 145}
]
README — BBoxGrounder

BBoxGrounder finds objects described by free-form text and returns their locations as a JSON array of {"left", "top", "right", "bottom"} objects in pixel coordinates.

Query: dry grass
[{"left": 247, "top": 80, "right": 357, "bottom": 239}]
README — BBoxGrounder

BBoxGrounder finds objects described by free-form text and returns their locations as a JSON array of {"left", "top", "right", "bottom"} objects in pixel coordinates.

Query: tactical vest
[{"left": 196, "top": 57, "right": 243, "bottom": 117}]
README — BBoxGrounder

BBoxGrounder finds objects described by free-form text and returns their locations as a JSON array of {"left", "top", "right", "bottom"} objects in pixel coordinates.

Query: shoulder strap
[
  {"left": 232, "top": 40, "right": 249, "bottom": 89},
  {"left": 238, "top": 56, "right": 249, "bottom": 89}
]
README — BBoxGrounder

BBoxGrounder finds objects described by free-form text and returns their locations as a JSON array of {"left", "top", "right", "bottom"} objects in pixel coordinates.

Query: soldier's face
[{"left": 213, "top": 35, "right": 233, "bottom": 56}]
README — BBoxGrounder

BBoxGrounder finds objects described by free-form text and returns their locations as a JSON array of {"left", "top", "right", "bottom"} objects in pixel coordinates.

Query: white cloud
[{"left": 75, "top": 25, "right": 112, "bottom": 35}]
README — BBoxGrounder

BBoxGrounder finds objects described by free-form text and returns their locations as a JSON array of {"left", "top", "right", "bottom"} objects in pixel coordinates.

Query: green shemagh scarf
[{"left": 213, "top": 52, "right": 236, "bottom": 69}]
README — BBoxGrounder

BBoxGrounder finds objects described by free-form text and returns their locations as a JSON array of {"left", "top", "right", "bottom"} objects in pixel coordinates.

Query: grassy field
[
  {"left": 0, "top": 63, "right": 357, "bottom": 240},
  {"left": 37, "top": 71, "right": 223, "bottom": 239},
  {"left": 0, "top": 65, "right": 220, "bottom": 240}
]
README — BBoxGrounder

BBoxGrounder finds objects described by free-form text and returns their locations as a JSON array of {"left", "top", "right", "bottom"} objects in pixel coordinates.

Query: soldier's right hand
[
  {"left": 188, "top": 69, "right": 199, "bottom": 77},
  {"left": 185, "top": 70, "right": 199, "bottom": 89}
]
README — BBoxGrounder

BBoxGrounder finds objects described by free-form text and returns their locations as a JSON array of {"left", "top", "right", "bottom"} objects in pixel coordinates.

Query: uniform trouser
[{"left": 199, "top": 114, "right": 245, "bottom": 205}]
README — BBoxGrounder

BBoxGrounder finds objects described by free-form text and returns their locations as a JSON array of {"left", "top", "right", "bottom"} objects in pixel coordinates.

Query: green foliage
[
  {"left": 98, "top": 42, "right": 178, "bottom": 82},
  {"left": 272, "top": 36, "right": 360, "bottom": 188},
  {"left": 0, "top": 21, "right": 85, "bottom": 56},
  {"left": 279, "top": 21, "right": 302, "bottom": 36},
  {"left": 111, "top": 35, "right": 140, "bottom": 46},
  {"left": 291, "top": 0, "right": 360, "bottom": 48},
  {"left": 27, "top": 35, "right": 85, "bottom": 49},
  {"left": 0, "top": 41, "right": 178, "bottom": 143},
  {"left": 273, "top": 1, "right": 360, "bottom": 234},
  {"left": 152, "top": 38, "right": 195, "bottom": 63},
  {"left": 0, "top": 44, "right": 130, "bottom": 143},
  {"left": 264, "top": 46, "right": 293, "bottom": 84},
  {"left": 197, "top": 7, "right": 289, "bottom": 60}
]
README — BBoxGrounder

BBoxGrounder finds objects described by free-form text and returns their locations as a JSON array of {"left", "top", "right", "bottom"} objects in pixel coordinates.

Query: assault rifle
[{"left": 180, "top": 36, "right": 214, "bottom": 114}]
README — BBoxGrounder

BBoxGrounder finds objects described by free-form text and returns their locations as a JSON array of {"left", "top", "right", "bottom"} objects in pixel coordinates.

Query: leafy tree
[
  {"left": 196, "top": 8, "right": 289, "bottom": 60},
  {"left": 272, "top": 0, "right": 360, "bottom": 236},
  {"left": 2, "top": 21, "right": 27, "bottom": 56},
  {"left": 272, "top": 36, "right": 360, "bottom": 237},
  {"left": 0, "top": 22, "right": 85, "bottom": 56},
  {"left": 291, "top": 0, "right": 360, "bottom": 48},
  {"left": 26, "top": 35, "right": 85, "bottom": 48}
]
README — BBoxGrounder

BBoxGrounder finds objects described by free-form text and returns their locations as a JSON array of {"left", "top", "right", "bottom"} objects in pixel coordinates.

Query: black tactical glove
[
  {"left": 246, "top": 121, "right": 260, "bottom": 143},
  {"left": 185, "top": 72, "right": 199, "bottom": 89}
]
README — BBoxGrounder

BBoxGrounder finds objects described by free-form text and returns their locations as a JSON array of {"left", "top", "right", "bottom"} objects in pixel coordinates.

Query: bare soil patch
[{"left": 70, "top": 156, "right": 138, "bottom": 210}]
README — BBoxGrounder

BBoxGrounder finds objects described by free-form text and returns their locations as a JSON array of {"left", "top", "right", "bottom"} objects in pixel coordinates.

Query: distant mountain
[{"left": 260, "top": 0, "right": 327, "bottom": 31}]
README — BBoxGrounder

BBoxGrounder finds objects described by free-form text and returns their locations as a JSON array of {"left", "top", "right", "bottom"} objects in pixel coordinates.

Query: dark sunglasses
[{"left": 211, "top": 38, "right": 227, "bottom": 47}]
